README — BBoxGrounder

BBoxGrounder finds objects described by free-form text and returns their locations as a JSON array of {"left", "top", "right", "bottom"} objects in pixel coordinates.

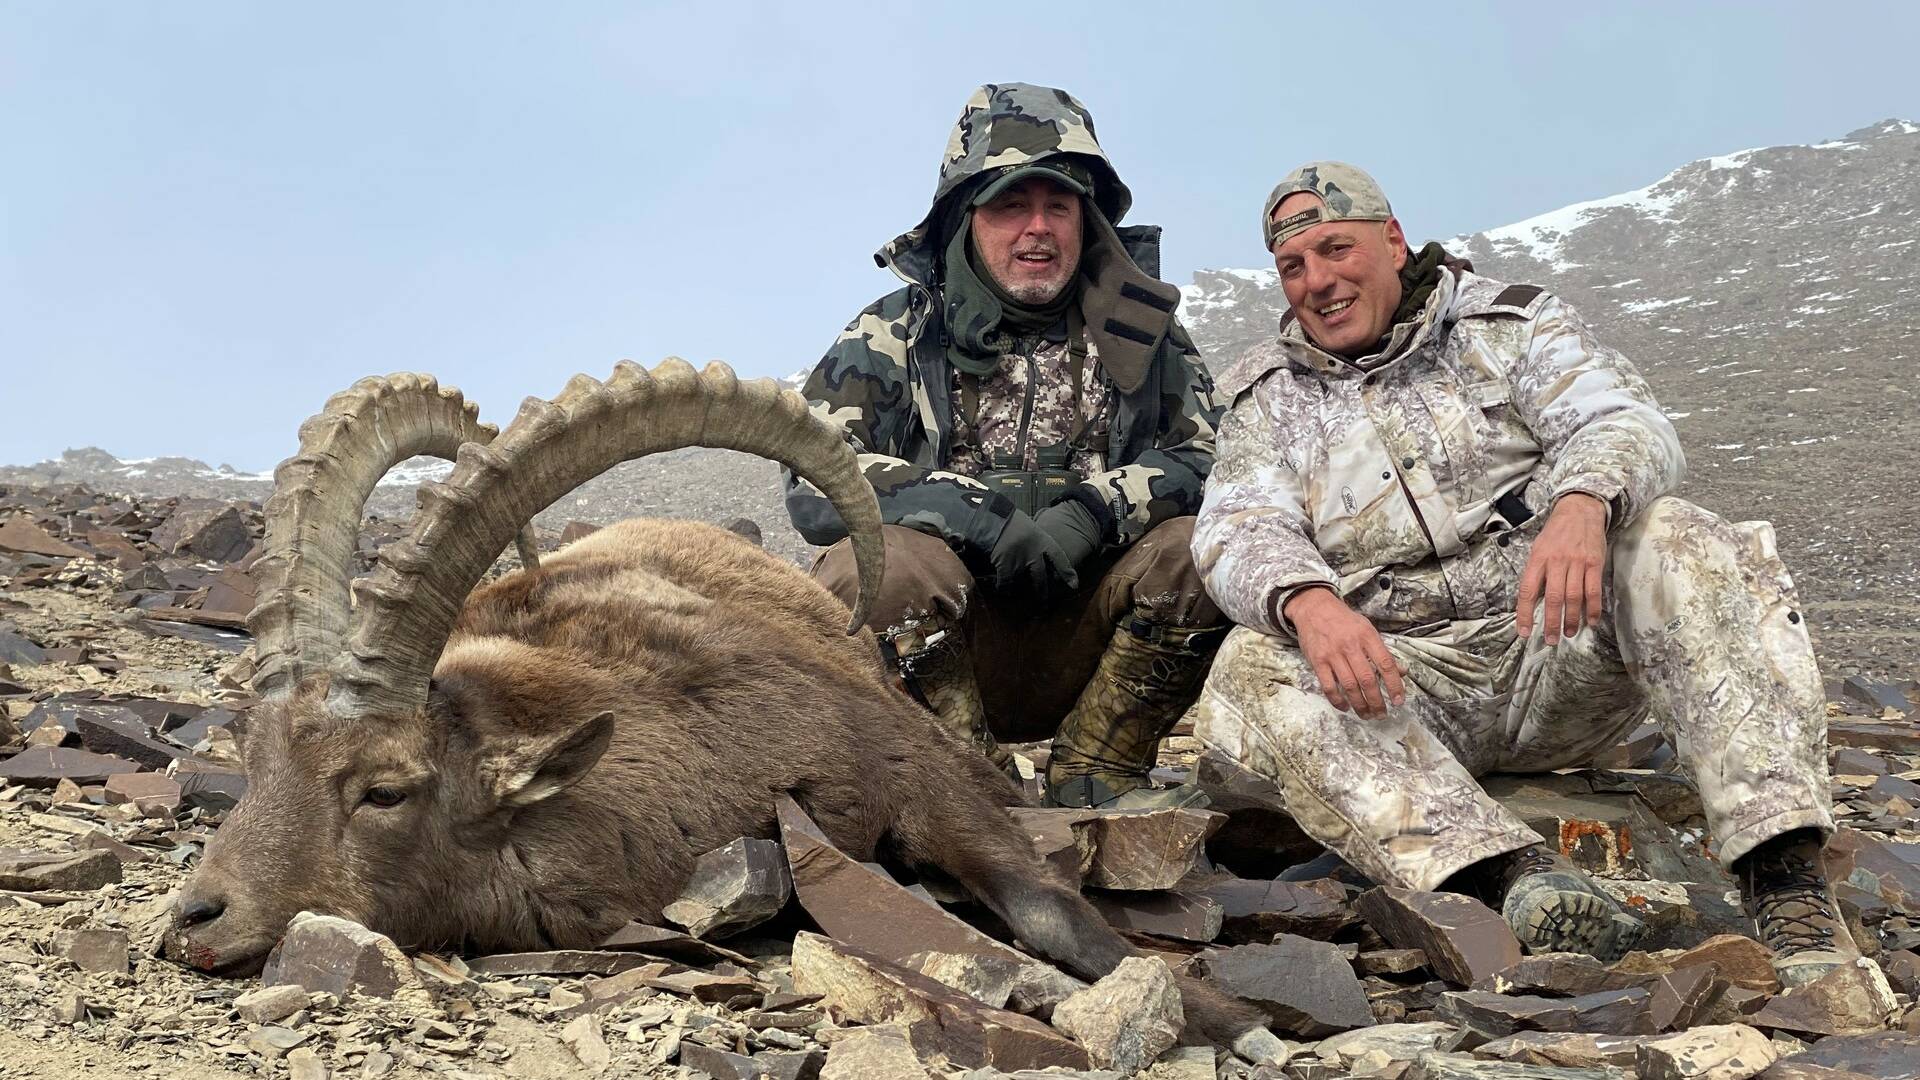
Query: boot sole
[{"left": 1508, "top": 887, "right": 1648, "bottom": 962}]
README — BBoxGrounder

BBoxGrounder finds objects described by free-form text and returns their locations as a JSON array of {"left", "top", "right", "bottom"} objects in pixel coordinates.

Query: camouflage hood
[{"left": 876, "top": 82, "right": 1134, "bottom": 286}]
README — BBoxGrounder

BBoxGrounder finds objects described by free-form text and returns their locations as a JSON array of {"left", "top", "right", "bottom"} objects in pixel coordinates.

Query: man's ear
[
  {"left": 1386, "top": 217, "right": 1409, "bottom": 269},
  {"left": 490, "top": 710, "right": 616, "bottom": 809}
]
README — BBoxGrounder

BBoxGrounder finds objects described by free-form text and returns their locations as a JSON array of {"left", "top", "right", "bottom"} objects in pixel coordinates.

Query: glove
[
  {"left": 988, "top": 511, "right": 1079, "bottom": 604},
  {"left": 1034, "top": 499, "right": 1102, "bottom": 572}
]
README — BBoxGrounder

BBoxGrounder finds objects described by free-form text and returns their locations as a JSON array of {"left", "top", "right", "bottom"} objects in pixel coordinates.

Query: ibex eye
[{"left": 363, "top": 787, "right": 407, "bottom": 808}]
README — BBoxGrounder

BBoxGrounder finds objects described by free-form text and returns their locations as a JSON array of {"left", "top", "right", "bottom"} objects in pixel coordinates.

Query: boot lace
[
  {"left": 1747, "top": 850, "right": 1836, "bottom": 956},
  {"left": 1482, "top": 844, "right": 1561, "bottom": 903}
]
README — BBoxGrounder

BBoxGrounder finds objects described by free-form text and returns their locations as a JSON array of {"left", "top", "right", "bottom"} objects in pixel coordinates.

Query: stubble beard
[{"left": 993, "top": 247, "right": 1079, "bottom": 306}]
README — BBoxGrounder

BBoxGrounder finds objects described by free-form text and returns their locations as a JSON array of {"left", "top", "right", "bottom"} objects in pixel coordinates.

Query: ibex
[{"left": 163, "top": 360, "right": 1281, "bottom": 1060}]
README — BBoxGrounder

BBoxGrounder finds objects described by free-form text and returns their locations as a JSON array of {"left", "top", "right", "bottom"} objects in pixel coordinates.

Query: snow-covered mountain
[{"left": 1178, "top": 118, "right": 1920, "bottom": 674}]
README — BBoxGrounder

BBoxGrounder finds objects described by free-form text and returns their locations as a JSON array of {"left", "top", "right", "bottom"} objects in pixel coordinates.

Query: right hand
[
  {"left": 1283, "top": 586, "right": 1407, "bottom": 719},
  {"left": 988, "top": 511, "right": 1079, "bottom": 604}
]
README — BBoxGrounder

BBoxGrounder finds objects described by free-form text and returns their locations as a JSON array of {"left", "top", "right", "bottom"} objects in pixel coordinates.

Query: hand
[
  {"left": 1283, "top": 586, "right": 1406, "bottom": 719},
  {"left": 988, "top": 511, "right": 1079, "bottom": 604},
  {"left": 1515, "top": 492, "right": 1610, "bottom": 645},
  {"left": 1033, "top": 500, "right": 1102, "bottom": 571}
]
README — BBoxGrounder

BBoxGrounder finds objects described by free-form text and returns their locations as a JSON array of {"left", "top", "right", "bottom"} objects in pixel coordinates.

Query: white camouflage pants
[{"left": 1193, "top": 497, "right": 1832, "bottom": 891}]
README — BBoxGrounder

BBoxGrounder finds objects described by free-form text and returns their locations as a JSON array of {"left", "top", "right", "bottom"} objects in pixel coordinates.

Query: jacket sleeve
[
  {"left": 1066, "top": 324, "right": 1223, "bottom": 547},
  {"left": 783, "top": 301, "right": 1014, "bottom": 563},
  {"left": 1191, "top": 372, "right": 1338, "bottom": 637},
  {"left": 1507, "top": 297, "right": 1685, "bottom": 528}
]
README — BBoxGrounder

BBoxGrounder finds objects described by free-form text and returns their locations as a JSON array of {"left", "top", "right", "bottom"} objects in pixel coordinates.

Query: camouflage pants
[
  {"left": 1193, "top": 497, "right": 1832, "bottom": 890},
  {"left": 814, "top": 517, "right": 1221, "bottom": 742}
]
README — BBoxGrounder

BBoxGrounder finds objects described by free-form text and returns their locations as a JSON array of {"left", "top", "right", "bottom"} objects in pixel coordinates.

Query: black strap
[
  {"left": 1065, "top": 307, "right": 1090, "bottom": 447},
  {"left": 959, "top": 372, "right": 981, "bottom": 430}
]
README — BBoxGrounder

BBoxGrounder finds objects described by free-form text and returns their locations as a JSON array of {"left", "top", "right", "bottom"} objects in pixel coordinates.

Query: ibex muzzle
[{"left": 163, "top": 361, "right": 1280, "bottom": 1060}]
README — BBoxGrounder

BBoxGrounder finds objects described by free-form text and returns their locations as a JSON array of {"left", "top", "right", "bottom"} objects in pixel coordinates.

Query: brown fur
[{"left": 167, "top": 519, "right": 1267, "bottom": 1047}]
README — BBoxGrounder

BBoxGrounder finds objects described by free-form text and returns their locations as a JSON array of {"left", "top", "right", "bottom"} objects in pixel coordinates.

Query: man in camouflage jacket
[
  {"left": 1191, "top": 162, "right": 1857, "bottom": 987},
  {"left": 786, "top": 83, "right": 1223, "bottom": 809}
]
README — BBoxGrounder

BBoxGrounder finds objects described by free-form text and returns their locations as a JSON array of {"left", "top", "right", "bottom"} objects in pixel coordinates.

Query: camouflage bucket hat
[
  {"left": 1261, "top": 161, "right": 1393, "bottom": 250},
  {"left": 935, "top": 83, "right": 1130, "bottom": 225}
]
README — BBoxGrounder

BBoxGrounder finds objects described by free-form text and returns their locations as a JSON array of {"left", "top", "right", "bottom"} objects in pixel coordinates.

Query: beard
[
  {"left": 990, "top": 242, "right": 1079, "bottom": 306},
  {"left": 1001, "top": 276, "right": 1070, "bottom": 304}
]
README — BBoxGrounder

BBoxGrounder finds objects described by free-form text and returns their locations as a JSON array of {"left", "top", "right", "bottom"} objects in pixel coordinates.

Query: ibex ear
[{"left": 492, "top": 710, "right": 616, "bottom": 809}]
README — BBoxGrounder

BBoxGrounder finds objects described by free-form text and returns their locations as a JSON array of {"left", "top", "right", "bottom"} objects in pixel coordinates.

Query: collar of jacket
[
  {"left": 877, "top": 216, "right": 1176, "bottom": 395},
  {"left": 1274, "top": 265, "right": 1462, "bottom": 379}
]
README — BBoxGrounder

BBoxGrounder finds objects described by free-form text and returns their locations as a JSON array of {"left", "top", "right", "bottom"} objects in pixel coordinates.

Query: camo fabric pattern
[
  {"left": 1191, "top": 496, "right": 1832, "bottom": 890},
  {"left": 1194, "top": 269, "right": 1686, "bottom": 636},
  {"left": 949, "top": 331, "right": 1111, "bottom": 478},
  {"left": 784, "top": 83, "right": 1219, "bottom": 560}
]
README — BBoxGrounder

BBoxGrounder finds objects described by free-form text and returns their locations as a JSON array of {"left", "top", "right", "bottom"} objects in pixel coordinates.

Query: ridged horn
[
  {"left": 249, "top": 374, "right": 541, "bottom": 702},
  {"left": 328, "top": 359, "right": 884, "bottom": 717}
]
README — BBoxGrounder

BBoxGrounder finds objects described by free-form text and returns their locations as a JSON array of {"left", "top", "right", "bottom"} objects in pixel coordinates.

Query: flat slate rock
[
  {"left": 0, "top": 516, "right": 87, "bottom": 558},
  {"left": 1438, "top": 988, "right": 1654, "bottom": 1038},
  {"left": 1762, "top": 1032, "right": 1920, "bottom": 1079},
  {"left": 1408, "top": 1050, "right": 1632, "bottom": 1080},
  {"left": 1357, "top": 887, "right": 1524, "bottom": 987},
  {"left": 778, "top": 794, "right": 1029, "bottom": 968},
  {"left": 791, "top": 931, "right": 1089, "bottom": 1073},
  {"left": 466, "top": 949, "right": 664, "bottom": 977},
  {"left": 1473, "top": 1031, "right": 1649, "bottom": 1069},
  {"left": 1198, "top": 935, "right": 1373, "bottom": 1037},
  {"left": 1200, "top": 876, "right": 1357, "bottom": 942},
  {"left": 0, "top": 848, "right": 122, "bottom": 890},
  {"left": 0, "top": 746, "right": 142, "bottom": 787},
  {"left": 1750, "top": 961, "right": 1898, "bottom": 1037},
  {"left": 1086, "top": 889, "right": 1223, "bottom": 943}
]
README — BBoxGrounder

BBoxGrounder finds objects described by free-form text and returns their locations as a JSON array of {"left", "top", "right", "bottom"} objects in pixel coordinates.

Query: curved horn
[
  {"left": 329, "top": 359, "right": 884, "bottom": 716},
  {"left": 249, "top": 374, "right": 541, "bottom": 701}
]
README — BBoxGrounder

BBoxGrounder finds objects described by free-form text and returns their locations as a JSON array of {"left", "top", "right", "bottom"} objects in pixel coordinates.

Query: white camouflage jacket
[{"left": 1194, "top": 268, "right": 1685, "bottom": 637}]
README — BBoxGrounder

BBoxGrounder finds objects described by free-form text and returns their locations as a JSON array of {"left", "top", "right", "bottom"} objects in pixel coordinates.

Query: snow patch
[{"left": 1621, "top": 296, "right": 1693, "bottom": 314}]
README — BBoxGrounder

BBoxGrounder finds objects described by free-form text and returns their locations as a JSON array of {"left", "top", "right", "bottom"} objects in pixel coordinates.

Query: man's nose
[
  {"left": 1302, "top": 255, "right": 1336, "bottom": 296},
  {"left": 1020, "top": 206, "right": 1052, "bottom": 237}
]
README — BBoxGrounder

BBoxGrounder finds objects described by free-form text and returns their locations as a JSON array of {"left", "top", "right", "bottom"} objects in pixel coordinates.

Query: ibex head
[{"left": 164, "top": 361, "right": 882, "bottom": 973}]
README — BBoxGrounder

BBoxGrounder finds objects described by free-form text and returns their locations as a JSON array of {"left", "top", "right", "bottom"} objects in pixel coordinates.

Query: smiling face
[
  {"left": 1270, "top": 192, "right": 1408, "bottom": 356},
  {"left": 969, "top": 176, "right": 1084, "bottom": 304}
]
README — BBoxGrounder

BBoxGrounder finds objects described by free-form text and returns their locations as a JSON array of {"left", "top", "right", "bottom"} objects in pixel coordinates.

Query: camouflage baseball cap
[
  {"left": 969, "top": 158, "right": 1094, "bottom": 207},
  {"left": 1261, "top": 161, "right": 1394, "bottom": 250}
]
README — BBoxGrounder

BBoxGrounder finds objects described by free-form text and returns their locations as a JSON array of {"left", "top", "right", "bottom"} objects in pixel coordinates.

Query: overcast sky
[{"left": 5, "top": 2, "right": 1917, "bottom": 469}]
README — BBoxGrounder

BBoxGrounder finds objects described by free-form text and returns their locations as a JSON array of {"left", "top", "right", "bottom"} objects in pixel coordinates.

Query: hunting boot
[
  {"left": 892, "top": 627, "right": 1011, "bottom": 771},
  {"left": 1736, "top": 829, "right": 1861, "bottom": 988},
  {"left": 1043, "top": 615, "right": 1223, "bottom": 810},
  {"left": 1465, "top": 844, "right": 1649, "bottom": 961}
]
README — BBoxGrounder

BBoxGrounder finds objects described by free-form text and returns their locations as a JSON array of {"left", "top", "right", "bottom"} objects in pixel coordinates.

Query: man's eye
[{"left": 362, "top": 787, "right": 406, "bottom": 808}]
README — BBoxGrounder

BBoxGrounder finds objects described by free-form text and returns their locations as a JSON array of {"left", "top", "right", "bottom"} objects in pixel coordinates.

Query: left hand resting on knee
[{"left": 1516, "top": 492, "right": 1609, "bottom": 646}]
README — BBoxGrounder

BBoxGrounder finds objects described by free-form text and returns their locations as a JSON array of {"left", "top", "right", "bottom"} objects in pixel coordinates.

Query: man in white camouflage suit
[{"left": 1190, "top": 161, "right": 1855, "bottom": 985}]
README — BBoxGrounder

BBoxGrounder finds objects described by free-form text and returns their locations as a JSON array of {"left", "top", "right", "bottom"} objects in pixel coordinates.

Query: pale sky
[{"left": 4, "top": 1, "right": 1917, "bottom": 469}]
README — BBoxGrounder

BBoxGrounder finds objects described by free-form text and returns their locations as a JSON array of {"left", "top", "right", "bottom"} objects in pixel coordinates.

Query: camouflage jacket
[
  {"left": 785, "top": 84, "right": 1220, "bottom": 565},
  {"left": 1194, "top": 268, "right": 1684, "bottom": 637}
]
